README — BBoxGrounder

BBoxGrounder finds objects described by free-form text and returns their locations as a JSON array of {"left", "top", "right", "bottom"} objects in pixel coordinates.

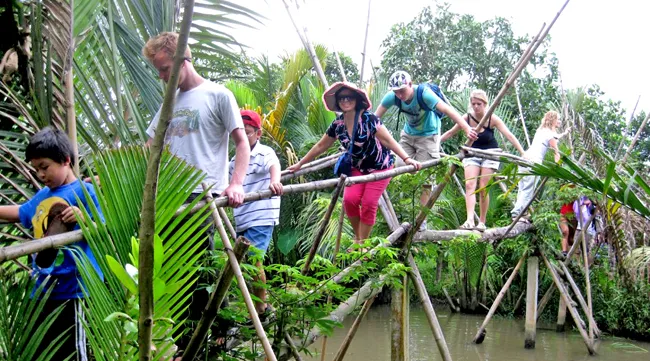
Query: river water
[{"left": 304, "top": 305, "right": 650, "bottom": 361}]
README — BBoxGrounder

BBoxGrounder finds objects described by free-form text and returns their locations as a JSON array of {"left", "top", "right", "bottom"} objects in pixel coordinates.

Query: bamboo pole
[
  {"left": 301, "top": 175, "right": 346, "bottom": 275},
  {"left": 514, "top": 79, "right": 531, "bottom": 147},
  {"left": 203, "top": 187, "right": 278, "bottom": 361},
  {"left": 332, "top": 295, "right": 377, "bottom": 361},
  {"left": 218, "top": 207, "right": 237, "bottom": 240},
  {"left": 473, "top": 253, "right": 526, "bottom": 344},
  {"left": 579, "top": 206, "right": 595, "bottom": 341},
  {"left": 540, "top": 250, "right": 595, "bottom": 355},
  {"left": 615, "top": 94, "right": 641, "bottom": 160},
  {"left": 284, "top": 332, "right": 304, "bottom": 361},
  {"left": 331, "top": 45, "right": 348, "bottom": 82},
  {"left": 524, "top": 256, "right": 539, "bottom": 349},
  {"left": 0, "top": 229, "right": 83, "bottom": 262},
  {"left": 0, "top": 204, "right": 535, "bottom": 265},
  {"left": 64, "top": 0, "right": 77, "bottom": 174},
  {"left": 407, "top": 254, "right": 452, "bottom": 361},
  {"left": 379, "top": 193, "right": 400, "bottom": 232},
  {"left": 318, "top": 206, "right": 347, "bottom": 361},
  {"left": 390, "top": 274, "right": 409, "bottom": 361},
  {"left": 416, "top": 221, "right": 534, "bottom": 244},
  {"left": 558, "top": 262, "right": 601, "bottom": 336},
  {"left": 536, "top": 210, "right": 597, "bottom": 318},
  {"left": 182, "top": 237, "right": 250, "bottom": 360},
  {"left": 621, "top": 112, "right": 650, "bottom": 164},
  {"left": 280, "top": 152, "right": 342, "bottom": 177},
  {"left": 358, "top": 0, "right": 372, "bottom": 84},
  {"left": 556, "top": 296, "right": 567, "bottom": 332},
  {"left": 137, "top": 2, "right": 195, "bottom": 359},
  {"left": 443, "top": 287, "right": 460, "bottom": 313},
  {"left": 282, "top": 275, "right": 387, "bottom": 361}
]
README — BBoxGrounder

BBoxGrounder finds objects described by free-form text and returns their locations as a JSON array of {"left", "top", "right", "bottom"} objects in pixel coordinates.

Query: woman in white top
[{"left": 511, "top": 110, "right": 570, "bottom": 219}]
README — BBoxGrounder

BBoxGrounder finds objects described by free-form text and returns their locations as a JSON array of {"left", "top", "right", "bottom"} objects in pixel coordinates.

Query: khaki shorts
[{"left": 397, "top": 131, "right": 440, "bottom": 164}]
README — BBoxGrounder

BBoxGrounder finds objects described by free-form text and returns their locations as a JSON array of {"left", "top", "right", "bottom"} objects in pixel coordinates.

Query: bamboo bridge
[{"left": 0, "top": 0, "right": 603, "bottom": 360}]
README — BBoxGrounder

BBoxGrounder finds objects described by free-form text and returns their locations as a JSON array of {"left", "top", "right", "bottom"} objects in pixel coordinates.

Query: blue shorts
[{"left": 237, "top": 225, "right": 274, "bottom": 254}]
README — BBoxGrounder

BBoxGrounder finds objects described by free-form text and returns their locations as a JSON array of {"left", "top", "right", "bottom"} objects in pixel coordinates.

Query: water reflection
[{"left": 305, "top": 305, "right": 650, "bottom": 361}]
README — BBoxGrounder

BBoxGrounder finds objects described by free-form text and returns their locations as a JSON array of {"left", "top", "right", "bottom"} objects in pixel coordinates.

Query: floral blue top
[{"left": 326, "top": 111, "right": 394, "bottom": 173}]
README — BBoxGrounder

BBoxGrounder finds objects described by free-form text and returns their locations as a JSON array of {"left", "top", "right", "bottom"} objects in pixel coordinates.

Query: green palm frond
[
  {"left": 74, "top": 146, "right": 212, "bottom": 360},
  {"left": 625, "top": 246, "right": 650, "bottom": 279},
  {"left": 0, "top": 273, "right": 68, "bottom": 361},
  {"left": 529, "top": 153, "right": 650, "bottom": 219},
  {"left": 296, "top": 195, "right": 353, "bottom": 258}
]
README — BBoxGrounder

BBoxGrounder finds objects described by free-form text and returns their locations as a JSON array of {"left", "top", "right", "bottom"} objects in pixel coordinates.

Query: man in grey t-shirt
[
  {"left": 143, "top": 32, "right": 250, "bottom": 205},
  {"left": 142, "top": 32, "right": 250, "bottom": 358}
]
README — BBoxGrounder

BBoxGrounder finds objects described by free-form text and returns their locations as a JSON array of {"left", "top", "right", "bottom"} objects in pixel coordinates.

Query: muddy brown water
[{"left": 304, "top": 305, "right": 650, "bottom": 361}]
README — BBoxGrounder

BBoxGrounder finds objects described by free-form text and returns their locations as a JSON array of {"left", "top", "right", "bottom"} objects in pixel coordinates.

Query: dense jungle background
[{"left": 0, "top": 1, "right": 649, "bottom": 360}]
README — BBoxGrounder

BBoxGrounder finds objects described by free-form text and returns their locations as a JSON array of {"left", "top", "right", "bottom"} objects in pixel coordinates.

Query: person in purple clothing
[{"left": 0, "top": 127, "right": 103, "bottom": 361}]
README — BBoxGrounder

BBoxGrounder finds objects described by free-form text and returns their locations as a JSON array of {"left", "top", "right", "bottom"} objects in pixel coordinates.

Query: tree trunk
[{"left": 137, "top": 2, "right": 195, "bottom": 360}]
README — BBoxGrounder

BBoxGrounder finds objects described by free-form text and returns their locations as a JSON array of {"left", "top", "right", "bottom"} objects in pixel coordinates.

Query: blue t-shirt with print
[
  {"left": 380, "top": 85, "right": 441, "bottom": 136},
  {"left": 326, "top": 110, "right": 395, "bottom": 173},
  {"left": 18, "top": 180, "right": 104, "bottom": 300}
]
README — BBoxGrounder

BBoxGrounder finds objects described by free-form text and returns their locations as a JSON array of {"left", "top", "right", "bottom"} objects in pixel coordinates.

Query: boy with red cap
[{"left": 228, "top": 109, "right": 282, "bottom": 320}]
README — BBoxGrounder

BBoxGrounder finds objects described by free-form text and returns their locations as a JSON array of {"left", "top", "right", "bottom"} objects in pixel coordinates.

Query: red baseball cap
[{"left": 241, "top": 110, "right": 261, "bottom": 129}]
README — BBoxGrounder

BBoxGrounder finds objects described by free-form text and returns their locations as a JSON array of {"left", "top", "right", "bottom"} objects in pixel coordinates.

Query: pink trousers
[{"left": 343, "top": 166, "right": 393, "bottom": 225}]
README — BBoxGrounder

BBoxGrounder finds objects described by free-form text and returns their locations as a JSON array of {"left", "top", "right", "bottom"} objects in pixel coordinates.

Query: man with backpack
[{"left": 375, "top": 70, "right": 477, "bottom": 229}]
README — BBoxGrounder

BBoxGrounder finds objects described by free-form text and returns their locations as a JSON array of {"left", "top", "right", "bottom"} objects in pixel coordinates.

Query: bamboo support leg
[
  {"left": 524, "top": 256, "right": 539, "bottom": 349},
  {"left": 556, "top": 296, "right": 567, "bottom": 332},
  {"left": 536, "top": 237, "right": 582, "bottom": 318},
  {"left": 540, "top": 251, "right": 596, "bottom": 355},
  {"left": 332, "top": 295, "right": 377, "bottom": 361},
  {"left": 217, "top": 207, "right": 237, "bottom": 240},
  {"left": 407, "top": 254, "right": 453, "bottom": 361},
  {"left": 183, "top": 237, "right": 250, "bottom": 360},
  {"left": 203, "top": 187, "right": 278, "bottom": 361},
  {"left": 301, "top": 175, "right": 346, "bottom": 275},
  {"left": 473, "top": 254, "right": 526, "bottom": 343},
  {"left": 558, "top": 263, "right": 601, "bottom": 336},
  {"left": 390, "top": 275, "right": 409, "bottom": 361},
  {"left": 284, "top": 332, "right": 304, "bottom": 361},
  {"left": 581, "top": 223, "right": 595, "bottom": 341},
  {"left": 319, "top": 207, "right": 346, "bottom": 361}
]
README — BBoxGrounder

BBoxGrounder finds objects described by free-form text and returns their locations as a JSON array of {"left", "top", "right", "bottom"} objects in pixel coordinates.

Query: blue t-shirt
[
  {"left": 326, "top": 111, "right": 395, "bottom": 173},
  {"left": 380, "top": 85, "right": 441, "bottom": 136},
  {"left": 18, "top": 180, "right": 104, "bottom": 300}
]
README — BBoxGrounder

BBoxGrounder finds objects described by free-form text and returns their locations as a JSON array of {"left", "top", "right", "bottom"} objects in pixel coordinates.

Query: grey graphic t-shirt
[{"left": 147, "top": 80, "right": 244, "bottom": 193}]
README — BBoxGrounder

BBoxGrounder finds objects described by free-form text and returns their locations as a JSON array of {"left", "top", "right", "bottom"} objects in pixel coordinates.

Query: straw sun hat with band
[{"left": 322, "top": 82, "right": 372, "bottom": 112}]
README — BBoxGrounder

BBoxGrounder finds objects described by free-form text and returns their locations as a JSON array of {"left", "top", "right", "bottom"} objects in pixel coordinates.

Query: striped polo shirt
[{"left": 228, "top": 142, "right": 281, "bottom": 232}]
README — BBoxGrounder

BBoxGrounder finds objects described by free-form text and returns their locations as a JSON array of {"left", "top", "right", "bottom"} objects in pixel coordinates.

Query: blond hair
[
  {"left": 539, "top": 110, "right": 559, "bottom": 129},
  {"left": 142, "top": 32, "right": 191, "bottom": 62},
  {"left": 469, "top": 89, "right": 489, "bottom": 107}
]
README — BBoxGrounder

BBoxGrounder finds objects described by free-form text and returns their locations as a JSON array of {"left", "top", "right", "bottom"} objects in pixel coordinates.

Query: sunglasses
[{"left": 337, "top": 95, "right": 357, "bottom": 103}]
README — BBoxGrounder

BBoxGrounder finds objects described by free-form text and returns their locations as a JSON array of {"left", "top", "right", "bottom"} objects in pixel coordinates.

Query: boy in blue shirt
[{"left": 0, "top": 127, "right": 103, "bottom": 361}]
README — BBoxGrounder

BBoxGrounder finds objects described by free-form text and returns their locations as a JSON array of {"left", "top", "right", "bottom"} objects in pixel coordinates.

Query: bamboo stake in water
[
  {"left": 407, "top": 254, "right": 452, "bottom": 361},
  {"left": 332, "top": 296, "right": 377, "bottom": 361},
  {"left": 540, "top": 250, "right": 595, "bottom": 355},
  {"left": 473, "top": 253, "right": 526, "bottom": 344}
]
